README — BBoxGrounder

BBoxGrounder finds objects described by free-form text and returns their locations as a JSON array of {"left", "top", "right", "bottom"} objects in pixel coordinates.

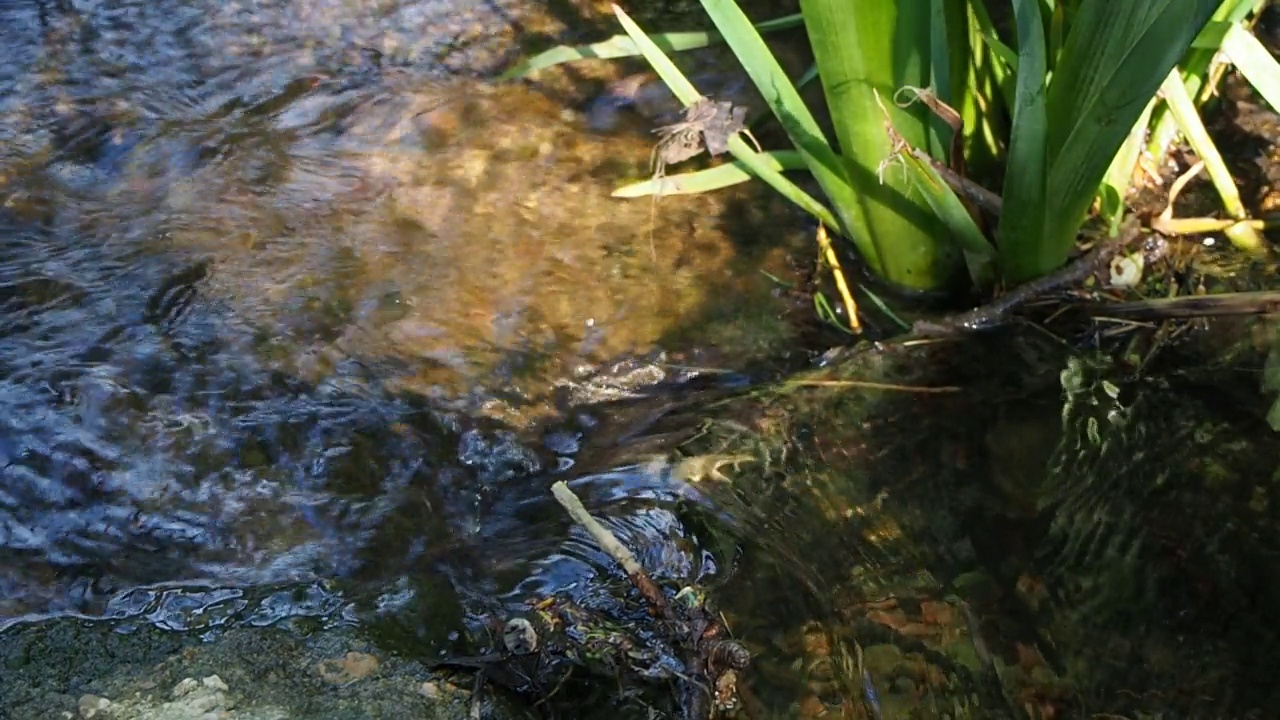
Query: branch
[{"left": 551, "top": 481, "right": 671, "bottom": 619}]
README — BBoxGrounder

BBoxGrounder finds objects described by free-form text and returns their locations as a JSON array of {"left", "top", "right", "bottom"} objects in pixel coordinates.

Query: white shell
[
  {"left": 503, "top": 617, "right": 538, "bottom": 655},
  {"left": 1108, "top": 253, "right": 1144, "bottom": 288}
]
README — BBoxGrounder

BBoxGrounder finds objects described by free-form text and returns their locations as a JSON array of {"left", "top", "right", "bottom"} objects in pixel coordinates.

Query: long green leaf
[
  {"left": 1004, "top": 0, "right": 1220, "bottom": 282},
  {"left": 1222, "top": 21, "right": 1280, "bottom": 111},
  {"left": 695, "top": 0, "right": 865, "bottom": 251},
  {"left": 1044, "top": 0, "right": 1220, "bottom": 238},
  {"left": 612, "top": 151, "right": 806, "bottom": 197},
  {"left": 995, "top": 0, "right": 1049, "bottom": 282},
  {"left": 500, "top": 14, "right": 804, "bottom": 79},
  {"left": 797, "top": 0, "right": 965, "bottom": 290}
]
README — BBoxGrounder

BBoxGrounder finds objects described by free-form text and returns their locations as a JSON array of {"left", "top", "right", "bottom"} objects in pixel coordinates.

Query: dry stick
[
  {"left": 816, "top": 223, "right": 861, "bottom": 332},
  {"left": 911, "top": 148, "right": 1004, "bottom": 218},
  {"left": 910, "top": 225, "right": 1141, "bottom": 337},
  {"left": 782, "top": 379, "right": 961, "bottom": 393},
  {"left": 1084, "top": 290, "right": 1280, "bottom": 321},
  {"left": 553, "top": 481, "right": 756, "bottom": 719},
  {"left": 551, "top": 481, "right": 672, "bottom": 619},
  {"left": 895, "top": 86, "right": 966, "bottom": 178},
  {"left": 1149, "top": 161, "right": 1203, "bottom": 237}
]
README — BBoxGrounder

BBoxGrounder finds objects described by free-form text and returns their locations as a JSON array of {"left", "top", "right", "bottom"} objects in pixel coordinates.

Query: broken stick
[{"left": 551, "top": 481, "right": 672, "bottom": 619}]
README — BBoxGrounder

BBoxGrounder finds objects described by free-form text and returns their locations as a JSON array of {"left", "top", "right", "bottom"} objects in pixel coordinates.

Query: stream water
[
  {"left": 3, "top": 1, "right": 1280, "bottom": 719},
  {"left": 0, "top": 0, "right": 803, "bottom": 626}
]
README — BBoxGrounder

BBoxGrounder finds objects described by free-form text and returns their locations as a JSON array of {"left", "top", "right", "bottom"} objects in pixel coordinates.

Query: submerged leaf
[{"left": 653, "top": 97, "right": 748, "bottom": 167}]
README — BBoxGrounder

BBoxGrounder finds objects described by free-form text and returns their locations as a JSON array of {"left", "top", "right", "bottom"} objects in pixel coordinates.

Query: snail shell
[{"left": 503, "top": 617, "right": 538, "bottom": 655}]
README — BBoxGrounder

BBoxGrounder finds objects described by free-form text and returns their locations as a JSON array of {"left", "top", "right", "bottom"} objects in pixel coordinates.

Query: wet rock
[
  {"left": 457, "top": 428, "right": 543, "bottom": 483},
  {"left": 315, "top": 652, "right": 380, "bottom": 685},
  {"left": 77, "top": 694, "right": 112, "bottom": 719},
  {"left": 74, "top": 675, "right": 257, "bottom": 720}
]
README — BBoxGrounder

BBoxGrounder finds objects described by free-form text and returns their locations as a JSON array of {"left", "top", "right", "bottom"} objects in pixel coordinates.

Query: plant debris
[{"left": 651, "top": 96, "right": 748, "bottom": 180}]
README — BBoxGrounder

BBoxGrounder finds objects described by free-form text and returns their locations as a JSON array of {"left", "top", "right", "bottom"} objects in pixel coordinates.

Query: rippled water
[{"left": 0, "top": 0, "right": 813, "bottom": 641}]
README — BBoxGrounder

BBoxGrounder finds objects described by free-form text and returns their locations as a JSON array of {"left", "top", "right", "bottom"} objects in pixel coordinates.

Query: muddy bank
[{"left": 0, "top": 618, "right": 523, "bottom": 720}]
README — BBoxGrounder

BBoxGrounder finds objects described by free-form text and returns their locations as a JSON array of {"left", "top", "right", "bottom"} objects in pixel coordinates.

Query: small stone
[
  {"left": 418, "top": 680, "right": 442, "bottom": 699},
  {"left": 183, "top": 692, "right": 222, "bottom": 714},
  {"left": 172, "top": 678, "right": 200, "bottom": 698},
  {"left": 316, "top": 651, "right": 380, "bottom": 684},
  {"left": 860, "top": 643, "right": 905, "bottom": 675},
  {"left": 201, "top": 675, "right": 229, "bottom": 692},
  {"left": 78, "top": 694, "right": 111, "bottom": 719}
]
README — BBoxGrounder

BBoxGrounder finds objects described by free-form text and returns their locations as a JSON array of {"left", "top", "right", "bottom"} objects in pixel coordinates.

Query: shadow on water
[{"left": 552, "top": 316, "right": 1280, "bottom": 718}]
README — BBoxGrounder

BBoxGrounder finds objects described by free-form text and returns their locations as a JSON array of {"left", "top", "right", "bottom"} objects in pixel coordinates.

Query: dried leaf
[{"left": 652, "top": 96, "right": 748, "bottom": 172}]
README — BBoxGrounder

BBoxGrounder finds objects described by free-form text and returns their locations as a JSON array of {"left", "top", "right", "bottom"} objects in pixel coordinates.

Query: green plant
[{"left": 517, "top": 0, "right": 1269, "bottom": 296}]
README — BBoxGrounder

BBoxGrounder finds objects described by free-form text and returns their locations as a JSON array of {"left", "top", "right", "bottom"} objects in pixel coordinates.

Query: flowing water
[
  {"left": 3, "top": 1, "right": 1280, "bottom": 718},
  {"left": 0, "top": 0, "right": 807, "bottom": 625}
]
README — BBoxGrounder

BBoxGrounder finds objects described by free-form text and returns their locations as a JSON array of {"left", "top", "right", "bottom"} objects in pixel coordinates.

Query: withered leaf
[
  {"left": 700, "top": 101, "right": 747, "bottom": 157},
  {"left": 652, "top": 97, "right": 748, "bottom": 171}
]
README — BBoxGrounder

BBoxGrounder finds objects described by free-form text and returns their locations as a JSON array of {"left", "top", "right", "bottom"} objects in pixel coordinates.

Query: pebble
[
  {"left": 315, "top": 651, "right": 381, "bottom": 684},
  {"left": 78, "top": 694, "right": 112, "bottom": 719}
]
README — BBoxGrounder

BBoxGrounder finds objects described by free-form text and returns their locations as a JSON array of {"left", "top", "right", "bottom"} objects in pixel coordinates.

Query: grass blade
[
  {"left": 695, "top": 0, "right": 863, "bottom": 240},
  {"left": 899, "top": 149, "right": 994, "bottom": 262},
  {"left": 968, "top": 0, "right": 1019, "bottom": 73},
  {"left": 1099, "top": 94, "right": 1157, "bottom": 233},
  {"left": 1160, "top": 69, "right": 1264, "bottom": 251},
  {"left": 995, "top": 0, "right": 1050, "bottom": 282},
  {"left": 1145, "top": 0, "right": 1260, "bottom": 168},
  {"left": 1222, "top": 21, "right": 1280, "bottom": 111},
  {"left": 612, "top": 151, "right": 806, "bottom": 197},
  {"left": 500, "top": 14, "right": 804, "bottom": 79},
  {"left": 611, "top": 6, "right": 702, "bottom": 102}
]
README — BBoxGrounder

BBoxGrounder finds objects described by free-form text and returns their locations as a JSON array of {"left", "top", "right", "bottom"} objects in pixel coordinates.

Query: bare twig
[
  {"left": 782, "top": 379, "right": 961, "bottom": 393},
  {"left": 1083, "top": 291, "right": 1280, "bottom": 321},
  {"left": 551, "top": 481, "right": 671, "bottom": 619},
  {"left": 911, "top": 224, "right": 1146, "bottom": 337},
  {"left": 910, "top": 148, "right": 1003, "bottom": 218}
]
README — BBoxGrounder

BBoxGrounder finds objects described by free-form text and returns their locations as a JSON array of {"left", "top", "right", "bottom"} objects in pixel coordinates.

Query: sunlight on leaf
[{"left": 612, "top": 151, "right": 806, "bottom": 197}]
